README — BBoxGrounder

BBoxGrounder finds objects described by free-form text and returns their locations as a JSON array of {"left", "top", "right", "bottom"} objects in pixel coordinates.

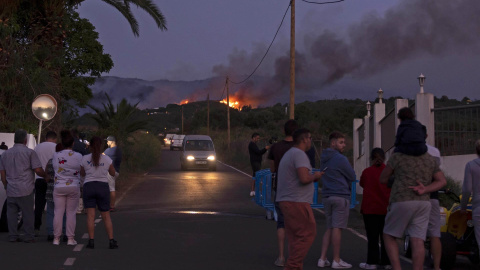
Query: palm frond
[
  {"left": 126, "top": 0, "right": 167, "bottom": 31},
  {"left": 102, "top": 0, "right": 140, "bottom": 36}
]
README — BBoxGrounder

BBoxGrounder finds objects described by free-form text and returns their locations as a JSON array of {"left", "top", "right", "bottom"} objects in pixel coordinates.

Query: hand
[
  {"left": 313, "top": 171, "right": 325, "bottom": 181},
  {"left": 409, "top": 180, "right": 426, "bottom": 195}
]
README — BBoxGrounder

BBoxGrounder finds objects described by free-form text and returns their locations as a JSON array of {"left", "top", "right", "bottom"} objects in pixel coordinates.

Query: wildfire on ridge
[
  {"left": 220, "top": 99, "right": 240, "bottom": 110},
  {"left": 179, "top": 99, "right": 189, "bottom": 105}
]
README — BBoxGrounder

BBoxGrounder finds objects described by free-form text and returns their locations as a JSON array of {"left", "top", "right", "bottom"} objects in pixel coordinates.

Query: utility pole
[
  {"left": 226, "top": 77, "right": 230, "bottom": 149},
  {"left": 289, "top": 0, "right": 295, "bottom": 120},
  {"left": 207, "top": 93, "right": 210, "bottom": 136},
  {"left": 181, "top": 105, "right": 184, "bottom": 134}
]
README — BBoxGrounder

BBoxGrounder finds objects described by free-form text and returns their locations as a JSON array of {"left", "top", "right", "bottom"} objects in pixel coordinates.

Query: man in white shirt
[{"left": 34, "top": 131, "right": 57, "bottom": 235}]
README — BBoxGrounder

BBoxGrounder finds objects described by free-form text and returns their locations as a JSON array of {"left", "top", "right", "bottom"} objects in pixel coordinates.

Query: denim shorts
[{"left": 83, "top": 181, "right": 110, "bottom": 212}]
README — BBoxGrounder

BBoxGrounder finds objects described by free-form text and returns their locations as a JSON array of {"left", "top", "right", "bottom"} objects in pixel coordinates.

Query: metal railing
[
  {"left": 433, "top": 104, "right": 480, "bottom": 156},
  {"left": 253, "top": 169, "right": 359, "bottom": 211}
]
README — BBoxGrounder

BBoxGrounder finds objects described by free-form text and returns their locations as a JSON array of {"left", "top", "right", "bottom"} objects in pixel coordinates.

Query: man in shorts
[
  {"left": 104, "top": 136, "right": 122, "bottom": 212},
  {"left": 317, "top": 131, "right": 356, "bottom": 269},
  {"left": 276, "top": 128, "right": 324, "bottom": 270},
  {"left": 268, "top": 119, "right": 298, "bottom": 267},
  {"left": 379, "top": 149, "right": 446, "bottom": 270},
  {"left": 426, "top": 143, "right": 442, "bottom": 270}
]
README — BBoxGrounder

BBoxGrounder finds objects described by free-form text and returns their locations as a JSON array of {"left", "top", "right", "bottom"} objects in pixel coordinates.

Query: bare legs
[
  {"left": 86, "top": 208, "right": 114, "bottom": 240},
  {"left": 384, "top": 233, "right": 425, "bottom": 270},
  {"left": 320, "top": 228, "right": 342, "bottom": 262}
]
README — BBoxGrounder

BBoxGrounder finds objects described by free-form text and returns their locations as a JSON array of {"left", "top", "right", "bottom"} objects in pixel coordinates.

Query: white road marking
[
  {"left": 94, "top": 218, "right": 101, "bottom": 223},
  {"left": 64, "top": 258, "right": 76, "bottom": 266},
  {"left": 217, "top": 160, "right": 252, "bottom": 178},
  {"left": 82, "top": 233, "right": 89, "bottom": 239},
  {"left": 73, "top": 244, "right": 84, "bottom": 252}
]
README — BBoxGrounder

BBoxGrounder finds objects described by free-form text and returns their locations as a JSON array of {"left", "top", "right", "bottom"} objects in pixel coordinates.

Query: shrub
[{"left": 121, "top": 132, "right": 162, "bottom": 174}]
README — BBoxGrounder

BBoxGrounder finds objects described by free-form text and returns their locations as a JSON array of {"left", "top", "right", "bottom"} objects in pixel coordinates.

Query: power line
[
  {"left": 300, "top": 0, "right": 344, "bottom": 5},
  {"left": 229, "top": 1, "right": 291, "bottom": 85}
]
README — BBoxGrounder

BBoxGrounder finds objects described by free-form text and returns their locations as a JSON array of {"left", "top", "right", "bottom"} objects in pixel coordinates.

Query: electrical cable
[
  {"left": 300, "top": 0, "right": 344, "bottom": 5},
  {"left": 229, "top": 1, "right": 291, "bottom": 85}
]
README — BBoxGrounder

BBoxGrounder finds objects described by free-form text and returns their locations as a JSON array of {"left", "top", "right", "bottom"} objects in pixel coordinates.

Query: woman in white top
[
  {"left": 52, "top": 130, "right": 82, "bottom": 246},
  {"left": 80, "top": 136, "right": 118, "bottom": 249}
]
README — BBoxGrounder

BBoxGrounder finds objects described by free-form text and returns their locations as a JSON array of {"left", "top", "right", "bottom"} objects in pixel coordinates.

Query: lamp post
[
  {"left": 32, "top": 94, "right": 57, "bottom": 144},
  {"left": 377, "top": 88, "right": 384, "bottom": 104},
  {"left": 366, "top": 101, "right": 371, "bottom": 117},
  {"left": 418, "top": 73, "right": 426, "bottom": 93}
]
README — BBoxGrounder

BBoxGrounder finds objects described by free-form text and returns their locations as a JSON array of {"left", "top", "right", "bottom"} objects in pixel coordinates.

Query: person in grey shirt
[
  {"left": 0, "top": 129, "right": 45, "bottom": 242},
  {"left": 276, "top": 128, "right": 324, "bottom": 270},
  {"left": 461, "top": 139, "right": 480, "bottom": 249}
]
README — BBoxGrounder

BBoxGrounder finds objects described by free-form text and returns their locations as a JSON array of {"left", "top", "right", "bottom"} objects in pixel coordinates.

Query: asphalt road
[{"left": 0, "top": 148, "right": 477, "bottom": 269}]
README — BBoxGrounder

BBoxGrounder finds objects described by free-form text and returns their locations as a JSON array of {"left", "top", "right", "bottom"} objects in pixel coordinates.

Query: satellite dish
[
  {"left": 32, "top": 94, "right": 57, "bottom": 121},
  {"left": 32, "top": 94, "right": 57, "bottom": 143}
]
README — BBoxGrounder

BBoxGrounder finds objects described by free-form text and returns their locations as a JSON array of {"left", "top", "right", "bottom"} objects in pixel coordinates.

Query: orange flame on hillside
[
  {"left": 220, "top": 99, "right": 240, "bottom": 110},
  {"left": 179, "top": 99, "right": 189, "bottom": 105}
]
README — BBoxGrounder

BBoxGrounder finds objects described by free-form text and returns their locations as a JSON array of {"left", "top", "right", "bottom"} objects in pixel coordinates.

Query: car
[
  {"left": 180, "top": 135, "right": 216, "bottom": 171},
  {"left": 170, "top": 134, "right": 185, "bottom": 150},
  {"left": 163, "top": 134, "right": 175, "bottom": 146}
]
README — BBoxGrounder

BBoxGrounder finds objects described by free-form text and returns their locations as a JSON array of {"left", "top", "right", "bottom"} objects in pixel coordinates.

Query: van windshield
[{"left": 185, "top": 140, "right": 214, "bottom": 151}]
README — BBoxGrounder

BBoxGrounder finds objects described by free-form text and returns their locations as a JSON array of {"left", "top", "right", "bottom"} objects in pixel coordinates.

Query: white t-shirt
[
  {"left": 52, "top": 149, "right": 82, "bottom": 188},
  {"left": 34, "top": 141, "right": 57, "bottom": 178},
  {"left": 81, "top": 154, "right": 113, "bottom": 184}
]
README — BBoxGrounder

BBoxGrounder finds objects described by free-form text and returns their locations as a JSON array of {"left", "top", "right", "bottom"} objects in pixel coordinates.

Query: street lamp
[
  {"left": 32, "top": 94, "right": 57, "bottom": 144},
  {"left": 366, "top": 101, "right": 371, "bottom": 117},
  {"left": 418, "top": 73, "right": 426, "bottom": 93},
  {"left": 377, "top": 88, "right": 384, "bottom": 104}
]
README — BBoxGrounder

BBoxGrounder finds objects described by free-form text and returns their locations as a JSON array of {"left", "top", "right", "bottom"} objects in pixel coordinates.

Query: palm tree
[
  {"left": 71, "top": 0, "right": 167, "bottom": 36},
  {"left": 88, "top": 93, "right": 148, "bottom": 144}
]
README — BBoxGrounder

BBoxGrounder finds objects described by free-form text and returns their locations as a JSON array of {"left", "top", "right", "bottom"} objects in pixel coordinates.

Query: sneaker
[
  {"left": 53, "top": 238, "right": 60, "bottom": 245},
  {"left": 317, "top": 258, "right": 331, "bottom": 267},
  {"left": 109, "top": 239, "right": 119, "bottom": 249},
  {"left": 274, "top": 257, "right": 285, "bottom": 267},
  {"left": 67, "top": 238, "right": 77, "bottom": 246},
  {"left": 86, "top": 239, "right": 94, "bottom": 249},
  {"left": 359, "top": 263, "right": 377, "bottom": 269},
  {"left": 332, "top": 259, "right": 352, "bottom": 269},
  {"left": 250, "top": 191, "right": 255, "bottom": 197}
]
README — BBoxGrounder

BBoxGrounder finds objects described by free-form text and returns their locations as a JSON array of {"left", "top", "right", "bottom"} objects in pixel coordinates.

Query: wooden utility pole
[
  {"left": 181, "top": 105, "right": 184, "bottom": 134},
  {"left": 207, "top": 93, "right": 210, "bottom": 136},
  {"left": 289, "top": 0, "right": 295, "bottom": 120},
  {"left": 226, "top": 77, "right": 230, "bottom": 149}
]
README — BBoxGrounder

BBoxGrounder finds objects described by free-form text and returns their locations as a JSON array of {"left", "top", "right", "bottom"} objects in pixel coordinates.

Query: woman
[
  {"left": 80, "top": 136, "right": 118, "bottom": 249},
  {"left": 45, "top": 143, "right": 66, "bottom": 242},
  {"left": 359, "top": 148, "right": 391, "bottom": 269},
  {"left": 52, "top": 130, "right": 82, "bottom": 245},
  {"left": 461, "top": 139, "right": 480, "bottom": 248}
]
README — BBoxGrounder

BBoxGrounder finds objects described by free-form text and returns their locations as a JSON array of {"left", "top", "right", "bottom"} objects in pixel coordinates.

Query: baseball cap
[{"left": 106, "top": 136, "right": 116, "bottom": 142}]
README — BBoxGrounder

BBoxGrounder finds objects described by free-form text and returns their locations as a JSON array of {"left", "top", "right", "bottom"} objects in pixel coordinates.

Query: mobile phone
[{"left": 322, "top": 167, "right": 328, "bottom": 172}]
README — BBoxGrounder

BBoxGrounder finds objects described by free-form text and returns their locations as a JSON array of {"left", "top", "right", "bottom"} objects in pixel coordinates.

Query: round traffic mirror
[{"left": 32, "top": 94, "right": 57, "bottom": 121}]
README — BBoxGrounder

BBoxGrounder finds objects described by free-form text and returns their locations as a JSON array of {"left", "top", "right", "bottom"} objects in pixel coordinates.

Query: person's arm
[
  {"left": 297, "top": 167, "right": 324, "bottom": 184},
  {"left": 1, "top": 170, "right": 6, "bottom": 189},
  {"left": 340, "top": 157, "right": 356, "bottom": 183},
  {"left": 269, "top": 160, "right": 275, "bottom": 173},
  {"left": 379, "top": 165, "right": 394, "bottom": 184},
  {"left": 108, "top": 164, "right": 116, "bottom": 177},
  {"left": 80, "top": 166, "right": 86, "bottom": 177},
  {"left": 34, "top": 167, "right": 45, "bottom": 178},
  {"left": 409, "top": 171, "right": 447, "bottom": 195},
  {"left": 461, "top": 163, "right": 472, "bottom": 210},
  {"left": 44, "top": 164, "right": 50, "bottom": 182},
  {"left": 249, "top": 142, "right": 265, "bottom": 156}
]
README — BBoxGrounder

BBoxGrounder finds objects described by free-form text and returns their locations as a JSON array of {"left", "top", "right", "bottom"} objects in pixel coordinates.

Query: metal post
[
  {"left": 37, "top": 120, "right": 43, "bottom": 144},
  {"left": 226, "top": 77, "right": 230, "bottom": 149},
  {"left": 207, "top": 93, "right": 210, "bottom": 136}
]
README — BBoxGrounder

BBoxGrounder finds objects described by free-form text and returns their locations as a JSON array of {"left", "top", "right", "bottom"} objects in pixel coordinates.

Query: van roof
[{"left": 184, "top": 135, "right": 212, "bottom": 141}]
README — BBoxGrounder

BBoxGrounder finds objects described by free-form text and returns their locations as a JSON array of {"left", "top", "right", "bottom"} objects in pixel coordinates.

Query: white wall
[{"left": 442, "top": 154, "right": 477, "bottom": 183}]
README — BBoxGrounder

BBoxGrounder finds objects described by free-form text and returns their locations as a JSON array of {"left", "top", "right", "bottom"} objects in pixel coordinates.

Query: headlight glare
[
  {"left": 187, "top": 156, "right": 195, "bottom": 161},
  {"left": 207, "top": 155, "right": 215, "bottom": 161}
]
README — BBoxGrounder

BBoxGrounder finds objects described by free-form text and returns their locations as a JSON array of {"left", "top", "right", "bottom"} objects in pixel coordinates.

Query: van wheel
[
  {"left": 0, "top": 200, "right": 8, "bottom": 232},
  {"left": 404, "top": 235, "right": 412, "bottom": 258}
]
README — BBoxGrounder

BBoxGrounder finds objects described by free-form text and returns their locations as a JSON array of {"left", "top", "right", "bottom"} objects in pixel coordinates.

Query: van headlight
[
  {"left": 187, "top": 156, "right": 195, "bottom": 161},
  {"left": 207, "top": 155, "right": 215, "bottom": 161}
]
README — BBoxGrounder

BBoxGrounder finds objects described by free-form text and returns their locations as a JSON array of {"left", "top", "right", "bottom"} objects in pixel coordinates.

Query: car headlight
[
  {"left": 186, "top": 156, "right": 195, "bottom": 161},
  {"left": 207, "top": 155, "right": 215, "bottom": 161}
]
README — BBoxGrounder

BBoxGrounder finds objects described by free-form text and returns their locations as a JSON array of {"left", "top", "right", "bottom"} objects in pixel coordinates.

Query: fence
[{"left": 433, "top": 104, "right": 480, "bottom": 156}]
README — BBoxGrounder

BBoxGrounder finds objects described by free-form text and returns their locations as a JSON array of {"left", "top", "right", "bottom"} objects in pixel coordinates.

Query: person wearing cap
[{"left": 104, "top": 136, "right": 122, "bottom": 212}]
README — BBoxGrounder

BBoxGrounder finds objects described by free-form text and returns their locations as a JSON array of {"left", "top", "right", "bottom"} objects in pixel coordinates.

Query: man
[
  {"left": 276, "top": 128, "right": 324, "bottom": 270},
  {"left": 426, "top": 143, "right": 442, "bottom": 270},
  {"left": 268, "top": 119, "right": 298, "bottom": 267},
  {"left": 318, "top": 131, "right": 356, "bottom": 269},
  {"left": 33, "top": 130, "right": 57, "bottom": 236},
  {"left": 248, "top": 132, "right": 269, "bottom": 197},
  {"left": 0, "top": 129, "right": 45, "bottom": 242},
  {"left": 379, "top": 145, "right": 446, "bottom": 270},
  {"left": 104, "top": 136, "right": 122, "bottom": 211},
  {"left": 71, "top": 128, "right": 88, "bottom": 155}
]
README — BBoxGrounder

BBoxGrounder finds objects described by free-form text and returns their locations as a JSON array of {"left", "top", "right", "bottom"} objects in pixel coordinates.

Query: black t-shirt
[
  {"left": 248, "top": 141, "right": 267, "bottom": 164},
  {"left": 268, "top": 140, "right": 295, "bottom": 173}
]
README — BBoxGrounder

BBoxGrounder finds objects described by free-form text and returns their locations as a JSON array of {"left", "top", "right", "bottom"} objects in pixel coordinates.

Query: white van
[
  {"left": 180, "top": 135, "right": 216, "bottom": 171},
  {"left": 164, "top": 134, "right": 175, "bottom": 146},
  {"left": 170, "top": 134, "right": 185, "bottom": 151}
]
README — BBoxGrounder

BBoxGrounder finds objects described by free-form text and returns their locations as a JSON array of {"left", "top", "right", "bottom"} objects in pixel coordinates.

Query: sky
[{"left": 77, "top": 0, "right": 480, "bottom": 106}]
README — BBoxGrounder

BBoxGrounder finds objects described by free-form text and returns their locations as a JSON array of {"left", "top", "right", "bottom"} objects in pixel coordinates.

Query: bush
[{"left": 121, "top": 132, "right": 162, "bottom": 174}]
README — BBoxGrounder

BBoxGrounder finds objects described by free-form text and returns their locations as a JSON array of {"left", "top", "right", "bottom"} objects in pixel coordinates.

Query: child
[{"left": 394, "top": 107, "right": 427, "bottom": 156}]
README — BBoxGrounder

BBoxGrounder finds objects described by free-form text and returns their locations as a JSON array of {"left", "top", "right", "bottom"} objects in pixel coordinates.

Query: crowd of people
[
  {"left": 249, "top": 107, "right": 480, "bottom": 270},
  {"left": 0, "top": 129, "right": 122, "bottom": 249}
]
